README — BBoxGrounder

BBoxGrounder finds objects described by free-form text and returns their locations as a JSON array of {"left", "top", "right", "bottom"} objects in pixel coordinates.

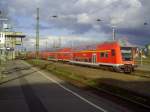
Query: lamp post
[
  {"left": 112, "top": 26, "right": 116, "bottom": 41},
  {"left": 139, "top": 48, "right": 143, "bottom": 66},
  {"left": 45, "top": 39, "right": 48, "bottom": 51},
  {"left": 139, "top": 22, "right": 149, "bottom": 66},
  {"left": 51, "top": 15, "right": 62, "bottom": 50},
  {"left": 96, "top": 19, "right": 116, "bottom": 41},
  {"left": 36, "top": 8, "right": 40, "bottom": 63}
]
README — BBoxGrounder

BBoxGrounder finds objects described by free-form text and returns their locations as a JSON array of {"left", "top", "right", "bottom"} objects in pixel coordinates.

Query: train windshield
[{"left": 121, "top": 47, "right": 133, "bottom": 61}]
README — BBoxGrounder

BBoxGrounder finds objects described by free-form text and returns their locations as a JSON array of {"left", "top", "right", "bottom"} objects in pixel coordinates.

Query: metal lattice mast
[{"left": 36, "top": 8, "right": 39, "bottom": 59}]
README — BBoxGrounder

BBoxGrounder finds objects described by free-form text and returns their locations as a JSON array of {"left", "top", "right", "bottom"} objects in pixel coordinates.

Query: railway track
[
  {"left": 26, "top": 59, "right": 150, "bottom": 111},
  {"left": 35, "top": 59, "right": 150, "bottom": 79},
  {"left": 89, "top": 83, "right": 150, "bottom": 111},
  {"left": 69, "top": 61, "right": 150, "bottom": 78},
  {"left": 132, "top": 72, "right": 150, "bottom": 78},
  {"left": 45, "top": 64, "right": 150, "bottom": 111}
]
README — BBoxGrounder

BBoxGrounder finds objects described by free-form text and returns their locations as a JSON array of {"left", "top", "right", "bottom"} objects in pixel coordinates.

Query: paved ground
[{"left": 0, "top": 60, "right": 142, "bottom": 112}]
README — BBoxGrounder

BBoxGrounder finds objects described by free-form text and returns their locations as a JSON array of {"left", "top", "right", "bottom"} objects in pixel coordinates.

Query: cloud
[
  {"left": 1, "top": 0, "right": 150, "bottom": 48},
  {"left": 24, "top": 34, "right": 106, "bottom": 51},
  {"left": 77, "top": 13, "right": 92, "bottom": 24}
]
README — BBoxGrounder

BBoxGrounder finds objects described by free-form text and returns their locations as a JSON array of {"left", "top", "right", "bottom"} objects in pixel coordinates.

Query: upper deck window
[
  {"left": 100, "top": 52, "right": 105, "bottom": 57},
  {"left": 111, "top": 49, "right": 115, "bottom": 56},
  {"left": 105, "top": 52, "right": 108, "bottom": 58},
  {"left": 100, "top": 52, "right": 108, "bottom": 58}
]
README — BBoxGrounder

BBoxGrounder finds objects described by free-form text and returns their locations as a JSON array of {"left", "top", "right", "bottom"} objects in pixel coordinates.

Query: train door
[{"left": 92, "top": 53, "right": 97, "bottom": 63}]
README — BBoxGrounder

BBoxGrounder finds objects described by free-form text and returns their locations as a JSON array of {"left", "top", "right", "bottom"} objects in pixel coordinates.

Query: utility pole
[
  {"left": 96, "top": 19, "right": 116, "bottom": 41},
  {"left": 45, "top": 39, "right": 47, "bottom": 51},
  {"left": 59, "top": 37, "right": 61, "bottom": 48},
  {"left": 140, "top": 49, "right": 143, "bottom": 66},
  {"left": 53, "top": 39, "right": 55, "bottom": 49},
  {"left": 36, "top": 8, "right": 40, "bottom": 60},
  {"left": 112, "top": 26, "right": 116, "bottom": 41}
]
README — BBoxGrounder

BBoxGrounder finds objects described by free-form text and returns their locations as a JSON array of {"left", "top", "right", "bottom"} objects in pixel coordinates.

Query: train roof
[
  {"left": 42, "top": 41, "right": 137, "bottom": 52},
  {"left": 57, "top": 48, "right": 73, "bottom": 52}
]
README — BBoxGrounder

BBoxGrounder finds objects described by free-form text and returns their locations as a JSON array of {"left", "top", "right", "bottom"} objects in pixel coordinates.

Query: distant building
[
  {"left": 145, "top": 44, "right": 150, "bottom": 56},
  {"left": 0, "top": 32, "right": 5, "bottom": 44},
  {"left": 0, "top": 31, "right": 25, "bottom": 60}
]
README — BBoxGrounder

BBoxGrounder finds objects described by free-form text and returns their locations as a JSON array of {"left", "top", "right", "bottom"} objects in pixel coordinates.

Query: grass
[
  {"left": 26, "top": 59, "right": 150, "bottom": 107},
  {"left": 135, "top": 56, "right": 150, "bottom": 65},
  {"left": 0, "top": 62, "right": 7, "bottom": 81},
  {"left": 134, "top": 57, "right": 150, "bottom": 76}
]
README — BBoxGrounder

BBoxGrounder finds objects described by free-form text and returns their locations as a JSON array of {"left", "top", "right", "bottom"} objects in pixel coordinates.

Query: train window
[
  {"left": 121, "top": 47, "right": 132, "bottom": 61},
  {"left": 105, "top": 52, "right": 108, "bottom": 58},
  {"left": 89, "top": 58, "right": 92, "bottom": 62},
  {"left": 64, "top": 53, "right": 68, "bottom": 56},
  {"left": 85, "top": 59, "right": 88, "bottom": 62},
  {"left": 100, "top": 52, "right": 105, "bottom": 58},
  {"left": 111, "top": 49, "right": 115, "bottom": 56},
  {"left": 100, "top": 52, "right": 108, "bottom": 58}
]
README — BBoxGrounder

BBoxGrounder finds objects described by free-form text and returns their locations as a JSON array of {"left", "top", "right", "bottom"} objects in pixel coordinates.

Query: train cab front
[{"left": 120, "top": 47, "right": 137, "bottom": 73}]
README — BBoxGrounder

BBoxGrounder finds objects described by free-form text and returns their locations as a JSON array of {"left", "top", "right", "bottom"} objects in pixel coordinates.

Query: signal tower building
[{"left": 0, "top": 31, "right": 25, "bottom": 60}]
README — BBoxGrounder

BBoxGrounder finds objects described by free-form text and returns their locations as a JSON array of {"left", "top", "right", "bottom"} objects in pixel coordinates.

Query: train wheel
[
  {"left": 113, "top": 67, "right": 123, "bottom": 73},
  {"left": 124, "top": 65, "right": 132, "bottom": 73},
  {"left": 132, "top": 67, "right": 135, "bottom": 72}
]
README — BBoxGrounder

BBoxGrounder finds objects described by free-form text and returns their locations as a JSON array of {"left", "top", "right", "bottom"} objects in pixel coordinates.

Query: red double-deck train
[{"left": 27, "top": 41, "right": 137, "bottom": 73}]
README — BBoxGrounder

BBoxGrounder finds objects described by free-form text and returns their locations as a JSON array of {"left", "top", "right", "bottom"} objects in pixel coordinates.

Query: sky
[{"left": 0, "top": 0, "right": 150, "bottom": 50}]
